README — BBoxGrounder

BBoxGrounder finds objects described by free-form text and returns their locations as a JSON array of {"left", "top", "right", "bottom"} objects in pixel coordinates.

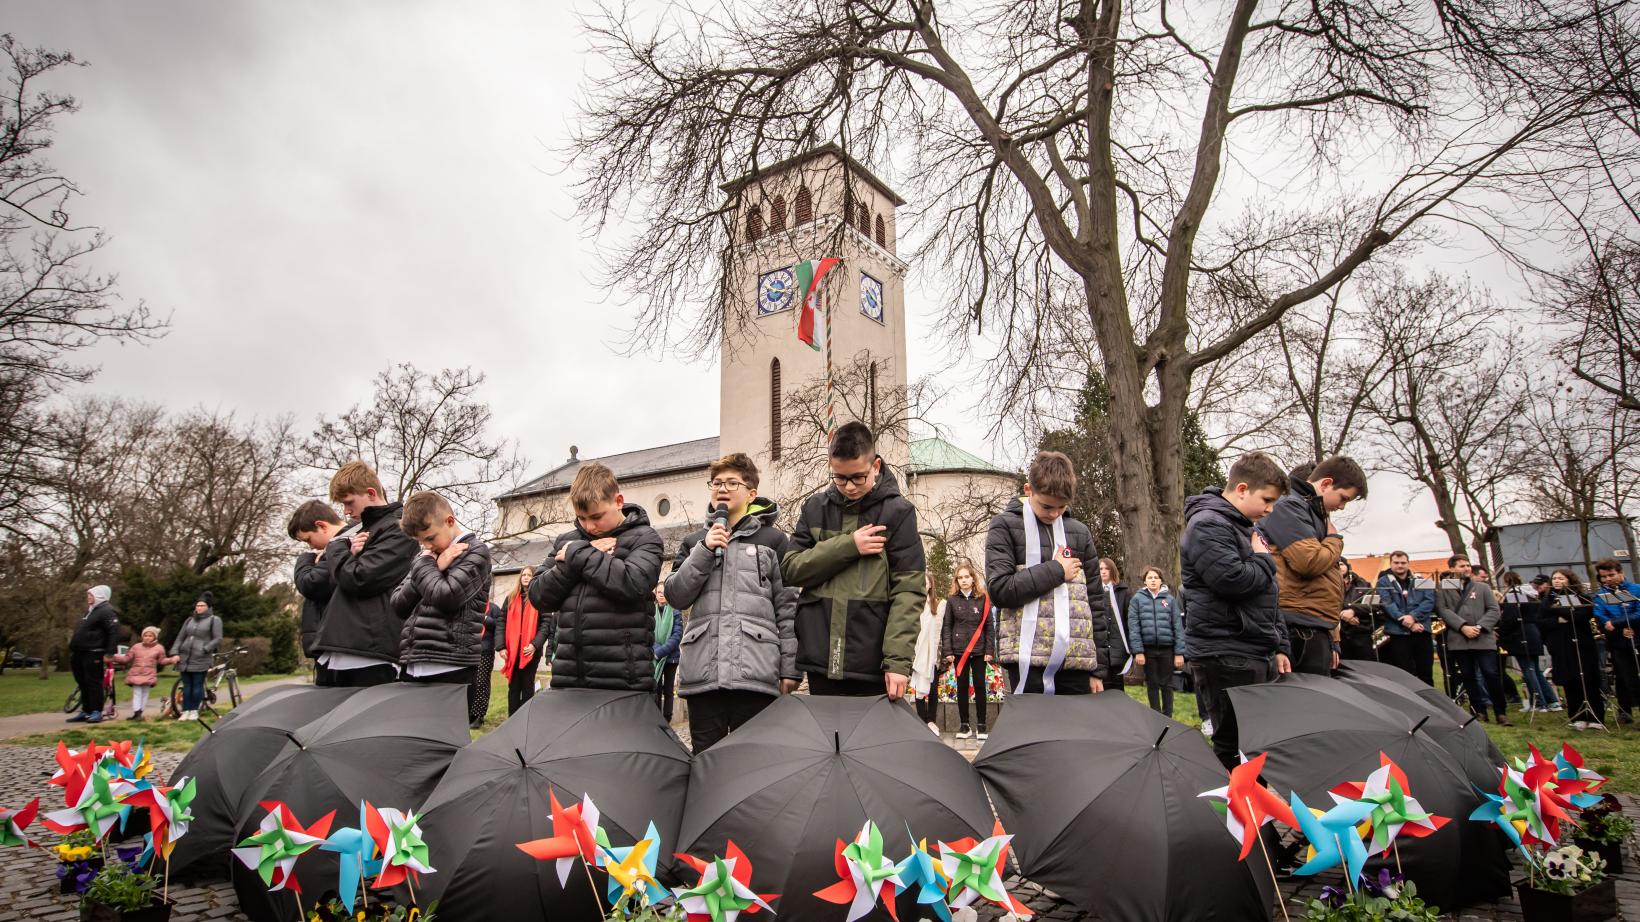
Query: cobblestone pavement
[{"left": 3, "top": 742, "right": 1639, "bottom": 921}]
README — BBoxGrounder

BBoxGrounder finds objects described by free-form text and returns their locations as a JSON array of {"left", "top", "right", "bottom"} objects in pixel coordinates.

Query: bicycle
[
  {"left": 62, "top": 663, "right": 118, "bottom": 716},
  {"left": 163, "top": 646, "right": 247, "bottom": 719}
]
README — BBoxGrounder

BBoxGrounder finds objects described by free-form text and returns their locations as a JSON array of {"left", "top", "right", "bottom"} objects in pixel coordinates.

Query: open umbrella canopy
[
  {"left": 228, "top": 683, "right": 469, "bottom": 922},
  {"left": 974, "top": 692, "right": 1274, "bottom": 922},
  {"left": 678, "top": 695, "right": 994, "bottom": 922},
  {"left": 166, "top": 686, "right": 363, "bottom": 874},
  {"left": 415, "top": 688, "right": 692, "bottom": 922},
  {"left": 1335, "top": 661, "right": 1504, "bottom": 790},
  {"left": 1229, "top": 673, "right": 1511, "bottom": 909}
]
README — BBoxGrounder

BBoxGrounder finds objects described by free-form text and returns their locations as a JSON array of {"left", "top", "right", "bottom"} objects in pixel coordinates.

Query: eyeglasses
[
  {"left": 707, "top": 479, "right": 748, "bottom": 491},
  {"left": 831, "top": 471, "right": 872, "bottom": 487}
]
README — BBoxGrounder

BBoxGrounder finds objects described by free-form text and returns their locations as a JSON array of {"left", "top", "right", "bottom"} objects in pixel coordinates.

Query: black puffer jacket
[
  {"left": 529, "top": 503, "right": 663, "bottom": 692},
  {"left": 1180, "top": 488, "right": 1288, "bottom": 660},
  {"left": 392, "top": 536, "right": 493, "bottom": 667},
  {"left": 312, "top": 501, "right": 420, "bottom": 664},
  {"left": 940, "top": 591, "right": 995, "bottom": 662},
  {"left": 70, "top": 602, "right": 120, "bottom": 655},
  {"left": 293, "top": 523, "right": 359, "bottom": 658}
]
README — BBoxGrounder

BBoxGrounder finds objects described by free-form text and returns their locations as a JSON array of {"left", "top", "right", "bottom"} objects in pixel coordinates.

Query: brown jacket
[{"left": 1256, "top": 477, "right": 1346, "bottom": 639}]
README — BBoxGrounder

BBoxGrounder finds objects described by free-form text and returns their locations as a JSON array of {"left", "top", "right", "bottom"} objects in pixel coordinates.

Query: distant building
[
  {"left": 1483, "top": 518, "right": 1638, "bottom": 580},
  {"left": 488, "top": 146, "right": 1018, "bottom": 601}
]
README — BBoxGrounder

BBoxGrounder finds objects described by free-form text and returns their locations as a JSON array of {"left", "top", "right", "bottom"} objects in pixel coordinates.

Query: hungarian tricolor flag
[{"left": 795, "top": 257, "right": 840, "bottom": 351}]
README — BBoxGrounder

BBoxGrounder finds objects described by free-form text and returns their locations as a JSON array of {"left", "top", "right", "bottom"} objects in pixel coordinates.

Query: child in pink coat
[{"left": 106, "top": 626, "right": 178, "bottom": 720}]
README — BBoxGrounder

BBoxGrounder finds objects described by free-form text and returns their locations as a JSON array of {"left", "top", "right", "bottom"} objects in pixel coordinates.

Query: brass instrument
[
  {"left": 1431, "top": 619, "right": 1446, "bottom": 636},
  {"left": 1373, "top": 626, "right": 1388, "bottom": 649}
]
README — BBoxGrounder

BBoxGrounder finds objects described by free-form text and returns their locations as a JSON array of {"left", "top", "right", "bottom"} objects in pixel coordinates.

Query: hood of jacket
[
  {"left": 732, "top": 497, "right": 781, "bottom": 535},
  {"left": 573, "top": 502, "right": 652, "bottom": 541},
  {"left": 1258, "top": 476, "right": 1327, "bottom": 549},
  {"left": 824, "top": 463, "right": 904, "bottom": 509},
  {"left": 360, "top": 500, "right": 403, "bottom": 531},
  {"left": 1184, "top": 487, "right": 1252, "bottom": 530}
]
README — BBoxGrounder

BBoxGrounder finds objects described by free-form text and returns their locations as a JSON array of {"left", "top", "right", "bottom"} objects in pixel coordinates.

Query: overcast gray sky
[{"left": 10, "top": 0, "right": 1457, "bottom": 558}]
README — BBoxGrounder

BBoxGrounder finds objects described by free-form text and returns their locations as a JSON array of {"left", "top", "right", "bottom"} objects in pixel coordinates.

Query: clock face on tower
[
  {"left": 860, "top": 272, "right": 884, "bottom": 324},
  {"left": 758, "top": 267, "right": 795, "bottom": 316}
]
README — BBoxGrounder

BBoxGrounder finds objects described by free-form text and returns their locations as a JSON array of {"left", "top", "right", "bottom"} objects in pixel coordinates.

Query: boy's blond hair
[
  {"left": 1027, "top": 451, "right": 1077, "bottom": 501},
  {"left": 400, "top": 490, "right": 454, "bottom": 537},
  {"left": 329, "top": 460, "right": 386, "bottom": 503},
  {"left": 569, "top": 462, "right": 621, "bottom": 512}
]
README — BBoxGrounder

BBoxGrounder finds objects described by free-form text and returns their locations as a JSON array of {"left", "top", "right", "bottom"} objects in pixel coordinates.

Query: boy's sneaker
[
  {"left": 976, "top": 727, "right": 989, "bottom": 741},
  {"left": 84, "top": 711, "right": 102, "bottom": 724},
  {"left": 1547, "top": 703, "right": 1564, "bottom": 712},
  {"left": 956, "top": 724, "right": 973, "bottom": 739}
]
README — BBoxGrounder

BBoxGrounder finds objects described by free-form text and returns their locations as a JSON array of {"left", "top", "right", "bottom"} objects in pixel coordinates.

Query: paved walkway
[
  {"left": 0, "top": 676, "right": 309, "bottom": 741},
  {"left": 4, "top": 740, "right": 1640, "bottom": 920}
]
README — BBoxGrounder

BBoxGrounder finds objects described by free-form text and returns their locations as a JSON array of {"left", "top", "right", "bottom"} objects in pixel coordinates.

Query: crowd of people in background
[{"left": 59, "top": 420, "right": 1640, "bottom": 769}]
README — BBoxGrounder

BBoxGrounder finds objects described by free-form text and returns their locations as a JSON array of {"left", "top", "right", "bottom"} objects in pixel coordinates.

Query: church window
[
  {"left": 657, "top": 497, "right": 671, "bottom": 517},
  {"left": 769, "top": 196, "right": 787, "bottom": 233},
  {"left": 874, "top": 214, "right": 886, "bottom": 248},
  {"left": 858, "top": 202, "right": 871, "bottom": 233},
  {"left": 746, "top": 206, "right": 764, "bottom": 242},
  {"left": 771, "top": 358, "right": 783, "bottom": 461},
  {"left": 796, "top": 186, "right": 813, "bottom": 224},
  {"left": 527, "top": 514, "right": 539, "bottom": 531}
]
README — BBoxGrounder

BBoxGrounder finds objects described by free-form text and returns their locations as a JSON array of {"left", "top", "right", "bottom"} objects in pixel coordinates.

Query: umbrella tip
[
  {"left": 1154, "top": 727, "right": 1168, "bottom": 749},
  {"left": 1410, "top": 715, "right": 1430, "bottom": 735},
  {"left": 283, "top": 729, "right": 306, "bottom": 751},
  {"left": 515, "top": 748, "right": 527, "bottom": 768},
  {"left": 834, "top": 731, "right": 841, "bottom": 754}
]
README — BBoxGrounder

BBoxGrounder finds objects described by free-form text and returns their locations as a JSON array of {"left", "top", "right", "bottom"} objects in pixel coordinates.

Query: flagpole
[
  {"left": 824, "top": 278, "right": 835, "bottom": 442},
  {"left": 1245, "top": 798, "right": 1290, "bottom": 922}
]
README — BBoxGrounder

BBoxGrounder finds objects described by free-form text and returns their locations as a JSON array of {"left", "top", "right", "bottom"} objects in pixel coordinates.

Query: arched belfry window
[
  {"left": 795, "top": 186, "right": 813, "bottom": 224},
  {"left": 858, "top": 203, "right": 871, "bottom": 233},
  {"left": 874, "top": 215, "right": 886, "bottom": 247},
  {"left": 770, "top": 358, "right": 783, "bottom": 461},
  {"left": 746, "top": 207, "right": 764, "bottom": 242},
  {"left": 769, "top": 196, "right": 787, "bottom": 233}
]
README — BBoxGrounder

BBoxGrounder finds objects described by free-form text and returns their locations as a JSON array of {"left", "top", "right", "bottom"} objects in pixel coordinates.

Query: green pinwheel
[
  {"left": 231, "top": 802, "right": 334, "bottom": 892},
  {"left": 368, "top": 807, "right": 434, "bottom": 889},
  {"left": 672, "top": 841, "right": 775, "bottom": 922},
  {"left": 937, "top": 822, "right": 1032, "bottom": 916},
  {"left": 815, "top": 820, "right": 905, "bottom": 921},
  {"left": 42, "top": 766, "right": 127, "bottom": 842}
]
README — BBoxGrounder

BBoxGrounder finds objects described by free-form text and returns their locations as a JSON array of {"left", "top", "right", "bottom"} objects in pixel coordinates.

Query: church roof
[
  {"left": 497, "top": 436, "right": 720, "bottom": 500},
  {"left": 907, "top": 437, "right": 1012, "bottom": 476},
  {"left": 720, "top": 143, "right": 906, "bottom": 207}
]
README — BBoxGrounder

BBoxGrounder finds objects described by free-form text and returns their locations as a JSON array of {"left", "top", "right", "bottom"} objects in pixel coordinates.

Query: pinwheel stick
[
  {"left": 1334, "top": 834, "right": 1355, "bottom": 895},
  {"left": 581, "top": 852, "right": 602, "bottom": 917},
  {"left": 1245, "top": 798, "right": 1290, "bottom": 922},
  {"left": 1393, "top": 841, "right": 1402, "bottom": 878}
]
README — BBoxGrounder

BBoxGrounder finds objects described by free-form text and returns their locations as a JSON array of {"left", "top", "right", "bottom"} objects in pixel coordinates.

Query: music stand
[
  {"left": 1437, "top": 578, "right": 1467, "bottom": 704},
  {"left": 1502, "top": 588, "right": 1538, "bottom": 723},
  {"left": 1558, "top": 594, "right": 1608, "bottom": 731},
  {"left": 1362, "top": 591, "right": 1386, "bottom": 661}
]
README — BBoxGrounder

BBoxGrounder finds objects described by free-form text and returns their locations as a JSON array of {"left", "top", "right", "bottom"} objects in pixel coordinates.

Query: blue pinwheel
[
  {"left": 893, "top": 837, "right": 951, "bottom": 922},
  {"left": 1468, "top": 785, "right": 1537, "bottom": 866},
  {"left": 1289, "top": 792, "right": 1375, "bottom": 889},
  {"left": 319, "top": 803, "right": 384, "bottom": 913}
]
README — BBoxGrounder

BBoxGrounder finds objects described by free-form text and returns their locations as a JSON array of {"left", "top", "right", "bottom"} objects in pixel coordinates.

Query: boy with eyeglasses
[
  {"left": 782, "top": 421, "right": 927, "bottom": 698},
  {"left": 664, "top": 453, "right": 797, "bottom": 751}
]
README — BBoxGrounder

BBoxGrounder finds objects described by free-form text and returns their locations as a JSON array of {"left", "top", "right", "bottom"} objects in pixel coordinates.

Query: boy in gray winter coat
[{"left": 664, "top": 453, "right": 797, "bottom": 753}]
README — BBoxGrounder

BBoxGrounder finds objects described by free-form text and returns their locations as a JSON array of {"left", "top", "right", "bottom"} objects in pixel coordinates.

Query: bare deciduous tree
[
  {"left": 307, "top": 364, "right": 527, "bottom": 531},
  {"left": 1520, "top": 378, "right": 1640, "bottom": 572},
  {"left": 569, "top": 0, "right": 1630, "bottom": 570}
]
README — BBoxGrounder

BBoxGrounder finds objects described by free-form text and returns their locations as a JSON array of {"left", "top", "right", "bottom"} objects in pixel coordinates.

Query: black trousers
[
  {"left": 656, "top": 661, "right": 679, "bottom": 722},
  {"left": 1557, "top": 627, "right": 1607, "bottom": 725},
  {"left": 1339, "top": 626, "right": 1376, "bottom": 662},
  {"left": 953, "top": 657, "right": 988, "bottom": 728},
  {"left": 1382, "top": 631, "right": 1434, "bottom": 686},
  {"left": 404, "top": 664, "right": 477, "bottom": 686},
  {"left": 687, "top": 689, "right": 775, "bottom": 753},
  {"left": 1602, "top": 630, "right": 1640, "bottom": 714},
  {"left": 328, "top": 663, "right": 400, "bottom": 688},
  {"left": 805, "top": 673, "right": 884, "bottom": 697},
  {"left": 1453, "top": 650, "right": 1506, "bottom": 718},
  {"left": 507, "top": 660, "right": 539, "bottom": 715},
  {"left": 1193, "top": 654, "right": 1275, "bottom": 770},
  {"left": 1141, "top": 646, "right": 1176, "bottom": 716},
  {"left": 1002, "top": 664, "right": 1096, "bottom": 695},
  {"left": 914, "top": 686, "right": 940, "bottom": 724},
  {"left": 1288, "top": 625, "right": 1334, "bottom": 675},
  {"left": 70, "top": 650, "right": 106, "bottom": 714},
  {"left": 313, "top": 662, "right": 338, "bottom": 688},
  {"left": 469, "top": 662, "right": 493, "bottom": 726}
]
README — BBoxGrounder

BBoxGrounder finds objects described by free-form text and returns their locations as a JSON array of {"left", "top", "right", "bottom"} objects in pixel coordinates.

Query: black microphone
[{"left": 709, "top": 503, "right": 729, "bottom": 558}]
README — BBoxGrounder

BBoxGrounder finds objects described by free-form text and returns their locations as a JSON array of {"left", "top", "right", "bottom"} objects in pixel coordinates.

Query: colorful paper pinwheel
[
  {"left": 893, "top": 837, "right": 952, "bottom": 922},
  {"left": 1329, "top": 754, "right": 1448, "bottom": 856},
  {"left": 937, "top": 821, "right": 1032, "bottom": 918},
  {"left": 123, "top": 776, "right": 196, "bottom": 859},
  {"left": 1289, "top": 792, "right": 1376, "bottom": 888},
  {"left": 319, "top": 804, "right": 384, "bottom": 914},
  {"left": 42, "top": 766, "right": 126, "bottom": 841},
  {"left": 815, "top": 820, "right": 905, "bottom": 922},
  {"left": 517, "top": 791, "right": 603, "bottom": 887},
  {"left": 47, "top": 741, "right": 106, "bottom": 799},
  {"left": 673, "top": 842, "right": 777, "bottom": 922},
  {"left": 364, "top": 804, "right": 435, "bottom": 890},
  {"left": 0, "top": 797, "right": 39, "bottom": 848},
  {"left": 1469, "top": 781, "right": 1539, "bottom": 865},
  {"left": 1199, "top": 751, "right": 1301, "bottom": 861},
  {"left": 231, "top": 802, "right": 335, "bottom": 894},
  {"left": 597, "top": 821, "right": 668, "bottom": 908},
  {"left": 1550, "top": 743, "right": 1606, "bottom": 809}
]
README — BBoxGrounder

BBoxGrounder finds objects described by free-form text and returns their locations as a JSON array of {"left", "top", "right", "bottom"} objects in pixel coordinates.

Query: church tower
[{"left": 718, "top": 146, "right": 909, "bottom": 500}]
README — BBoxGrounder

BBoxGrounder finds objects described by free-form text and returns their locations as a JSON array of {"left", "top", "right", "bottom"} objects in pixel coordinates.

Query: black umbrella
[
  {"left": 974, "top": 692, "right": 1275, "bottom": 922},
  {"left": 1335, "top": 661, "right": 1504, "bottom": 790},
  {"left": 166, "top": 686, "right": 364, "bottom": 874},
  {"left": 1229, "top": 674, "right": 1511, "bottom": 909},
  {"left": 677, "top": 695, "right": 994, "bottom": 922},
  {"left": 228, "top": 683, "right": 470, "bottom": 922},
  {"left": 415, "top": 688, "right": 692, "bottom": 922}
]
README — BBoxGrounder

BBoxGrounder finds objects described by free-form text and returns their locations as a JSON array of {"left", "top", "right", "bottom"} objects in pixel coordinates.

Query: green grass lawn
[{"left": 0, "top": 669, "right": 79, "bottom": 717}]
